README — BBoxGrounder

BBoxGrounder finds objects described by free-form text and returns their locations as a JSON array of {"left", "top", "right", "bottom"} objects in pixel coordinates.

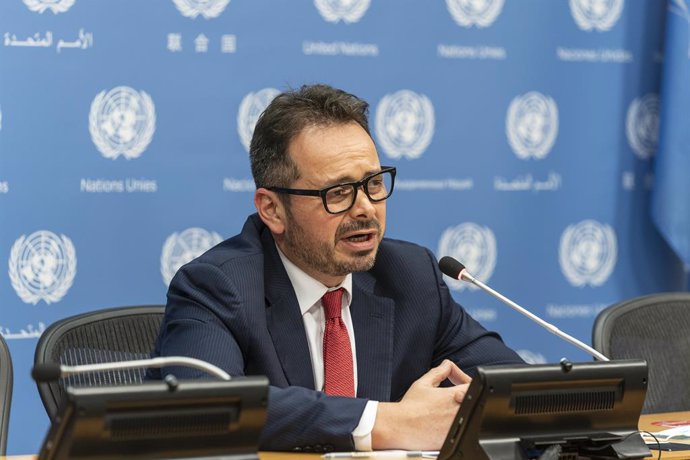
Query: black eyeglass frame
[{"left": 265, "top": 166, "right": 397, "bottom": 215}]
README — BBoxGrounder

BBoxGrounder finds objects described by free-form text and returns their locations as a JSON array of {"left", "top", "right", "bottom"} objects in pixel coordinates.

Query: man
[{"left": 150, "top": 84, "right": 523, "bottom": 452}]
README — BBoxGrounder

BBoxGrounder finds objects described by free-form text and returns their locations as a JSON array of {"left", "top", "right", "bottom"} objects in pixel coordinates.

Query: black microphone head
[
  {"left": 31, "top": 363, "right": 62, "bottom": 383},
  {"left": 439, "top": 256, "right": 466, "bottom": 280}
]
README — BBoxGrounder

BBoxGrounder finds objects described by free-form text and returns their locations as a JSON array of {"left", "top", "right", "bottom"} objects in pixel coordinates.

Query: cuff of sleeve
[{"left": 352, "top": 400, "right": 378, "bottom": 451}]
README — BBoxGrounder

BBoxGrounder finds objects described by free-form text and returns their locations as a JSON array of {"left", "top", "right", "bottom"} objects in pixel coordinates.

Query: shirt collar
[{"left": 276, "top": 244, "right": 352, "bottom": 316}]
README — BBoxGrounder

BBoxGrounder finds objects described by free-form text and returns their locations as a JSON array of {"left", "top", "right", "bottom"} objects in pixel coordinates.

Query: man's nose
[{"left": 349, "top": 186, "right": 377, "bottom": 218}]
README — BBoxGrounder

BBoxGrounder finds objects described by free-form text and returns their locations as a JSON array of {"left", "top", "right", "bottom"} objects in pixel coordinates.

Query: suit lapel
[
  {"left": 351, "top": 280, "right": 395, "bottom": 401},
  {"left": 259, "top": 221, "right": 396, "bottom": 398},
  {"left": 263, "top": 233, "right": 315, "bottom": 390}
]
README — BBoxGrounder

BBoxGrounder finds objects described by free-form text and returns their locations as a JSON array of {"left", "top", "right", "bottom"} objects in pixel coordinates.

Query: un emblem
[
  {"left": 375, "top": 90, "right": 435, "bottom": 160},
  {"left": 23, "top": 0, "right": 75, "bottom": 14},
  {"left": 314, "top": 0, "right": 370, "bottom": 24},
  {"left": 625, "top": 93, "right": 659, "bottom": 159},
  {"left": 8, "top": 231, "right": 77, "bottom": 305},
  {"left": 506, "top": 91, "right": 559, "bottom": 160},
  {"left": 438, "top": 223, "right": 497, "bottom": 291},
  {"left": 172, "top": 0, "right": 230, "bottom": 19},
  {"left": 559, "top": 220, "right": 617, "bottom": 287},
  {"left": 237, "top": 88, "right": 280, "bottom": 152},
  {"left": 446, "top": 0, "right": 504, "bottom": 28},
  {"left": 89, "top": 86, "right": 156, "bottom": 160},
  {"left": 161, "top": 228, "right": 223, "bottom": 286},
  {"left": 569, "top": 0, "right": 624, "bottom": 32}
]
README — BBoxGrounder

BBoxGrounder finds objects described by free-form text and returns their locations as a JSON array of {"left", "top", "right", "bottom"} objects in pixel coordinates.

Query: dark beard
[{"left": 282, "top": 209, "right": 381, "bottom": 277}]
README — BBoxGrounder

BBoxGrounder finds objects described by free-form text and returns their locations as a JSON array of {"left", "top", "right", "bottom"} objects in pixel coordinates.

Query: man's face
[{"left": 277, "top": 122, "right": 387, "bottom": 287}]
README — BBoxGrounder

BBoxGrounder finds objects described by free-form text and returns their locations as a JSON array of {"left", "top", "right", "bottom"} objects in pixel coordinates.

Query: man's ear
[{"left": 254, "top": 188, "right": 286, "bottom": 235}]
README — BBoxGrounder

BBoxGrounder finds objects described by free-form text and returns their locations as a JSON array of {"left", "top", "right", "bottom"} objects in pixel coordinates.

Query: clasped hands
[{"left": 372, "top": 360, "right": 472, "bottom": 450}]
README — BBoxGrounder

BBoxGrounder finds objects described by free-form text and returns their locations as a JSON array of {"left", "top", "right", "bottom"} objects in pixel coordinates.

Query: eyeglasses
[{"left": 266, "top": 166, "right": 396, "bottom": 214}]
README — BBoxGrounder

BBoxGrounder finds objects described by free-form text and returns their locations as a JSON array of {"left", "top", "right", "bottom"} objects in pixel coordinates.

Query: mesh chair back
[
  {"left": 593, "top": 292, "right": 690, "bottom": 413},
  {"left": 0, "top": 334, "right": 13, "bottom": 456},
  {"left": 34, "top": 305, "right": 164, "bottom": 421}
]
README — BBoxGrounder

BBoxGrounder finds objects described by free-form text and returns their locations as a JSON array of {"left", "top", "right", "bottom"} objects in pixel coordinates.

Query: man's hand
[{"left": 371, "top": 360, "right": 472, "bottom": 450}]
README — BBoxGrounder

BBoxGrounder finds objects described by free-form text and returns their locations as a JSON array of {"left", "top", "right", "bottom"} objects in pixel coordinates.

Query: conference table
[
  {"left": 637, "top": 411, "right": 690, "bottom": 460},
  {"left": 256, "top": 412, "right": 690, "bottom": 459},
  {"left": 4, "top": 412, "right": 689, "bottom": 460}
]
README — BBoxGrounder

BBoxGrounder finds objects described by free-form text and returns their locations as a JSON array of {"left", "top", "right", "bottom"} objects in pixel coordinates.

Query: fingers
[
  {"left": 453, "top": 383, "right": 470, "bottom": 404},
  {"left": 417, "top": 360, "right": 455, "bottom": 387},
  {"left": 417, "top": 359, "right": 472, "bottom": 388},
  {"left": 446, "top": 362, "right": 472, "bottom": 386}
]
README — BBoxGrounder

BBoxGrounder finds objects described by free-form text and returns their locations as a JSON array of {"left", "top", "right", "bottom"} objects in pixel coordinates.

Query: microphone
[
  {"left": 31, "top": 356, "right": 231, "bottom": 383},
  {"left": 438, "top": 256, "right": 609, "bottom": 362}
]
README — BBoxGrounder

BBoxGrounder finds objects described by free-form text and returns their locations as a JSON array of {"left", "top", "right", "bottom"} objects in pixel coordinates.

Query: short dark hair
[{"left": 249, "top": 84, "right": 371, "bottom": 188}]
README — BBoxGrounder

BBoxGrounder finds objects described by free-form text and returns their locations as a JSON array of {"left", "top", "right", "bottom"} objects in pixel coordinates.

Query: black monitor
[
  {"left": 439, "top": 359, "right": 650, "bottom": 460},
  {"left": 38, "top": 376, "right": 269, "bottom": 460}
]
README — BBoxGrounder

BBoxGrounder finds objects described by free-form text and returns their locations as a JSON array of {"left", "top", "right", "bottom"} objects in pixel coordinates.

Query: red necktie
[{"left": 322, "top": 288, "right": 355, "bottom": 397}]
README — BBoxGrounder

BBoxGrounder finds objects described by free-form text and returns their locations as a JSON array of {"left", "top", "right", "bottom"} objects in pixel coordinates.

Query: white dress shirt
[{"left": 276, "top": 247, "right": 378, "bottom": 450}]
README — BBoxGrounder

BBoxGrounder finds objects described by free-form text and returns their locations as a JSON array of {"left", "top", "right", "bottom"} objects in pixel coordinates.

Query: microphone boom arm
[
  {"left": 59, "top": 356, "right": 231, "bottom": 380},
  {"left": 459, "top": 269, "right": 609, "bottom": 362}
]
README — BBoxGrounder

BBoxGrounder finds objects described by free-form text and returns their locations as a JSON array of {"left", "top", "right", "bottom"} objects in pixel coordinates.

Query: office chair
[
  {"left": 34, "top": 305, "right": 165, "bottom": 421},
  {"left": 0, "top": 334, "right": 13, "bottom": 456},
  {"left": 593, "top": 292, "right": 690, "bottom": 413}
]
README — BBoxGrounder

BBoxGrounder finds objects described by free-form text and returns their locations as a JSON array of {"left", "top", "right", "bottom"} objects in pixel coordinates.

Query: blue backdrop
[{"left": 0, "top": 0, "right": 686, "bottom": 454}]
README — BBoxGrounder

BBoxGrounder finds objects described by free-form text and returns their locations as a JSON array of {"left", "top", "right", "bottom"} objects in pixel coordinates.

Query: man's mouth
[
  {"left": 340, "top": 230, "right": 378, "bottom": 249},
  {"left": 335, "top": 220, "right": 381, "bottom": 251},
  {"left": 344, "top": 232, "right": 374, "bottom": 242}
]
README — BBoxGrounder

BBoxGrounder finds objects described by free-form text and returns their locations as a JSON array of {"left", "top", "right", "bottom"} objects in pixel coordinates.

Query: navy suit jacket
[{"left": 149, "top": 214, "right": 523, "bottom": 451}]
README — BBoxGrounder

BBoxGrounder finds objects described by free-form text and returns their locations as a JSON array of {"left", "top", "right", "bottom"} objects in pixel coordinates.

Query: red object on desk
[{"left": 651, "top": 420, "right": 690, "bottom": 428}]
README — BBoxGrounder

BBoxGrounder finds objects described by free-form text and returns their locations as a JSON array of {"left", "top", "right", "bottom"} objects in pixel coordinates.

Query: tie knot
[{"left": 322, "top": 288, "right": 344, "bottom": 320}]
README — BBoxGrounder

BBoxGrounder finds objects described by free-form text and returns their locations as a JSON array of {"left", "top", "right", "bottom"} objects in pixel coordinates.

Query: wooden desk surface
[
  {"left": 259, "top": 412, "right": 690, "bottom": 459},
  {"left": 5, "top": 412, "right": 690, "bottom": 460},
  {"left": 638, "top": 411, "right": 690, "bottom": 459}
]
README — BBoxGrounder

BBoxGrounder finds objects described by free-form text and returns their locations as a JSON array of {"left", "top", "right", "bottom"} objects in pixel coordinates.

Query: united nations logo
[
  {"left": 160, "top": 228, "right": 223, "bottom": 286},
  {"left": 314, "top": 0, "right": 370, "bottom": 24},
  {"left": 89, "top": 86, "right": 156, "bottom": 160},
  {"left": 375, "top": 90, "right": 435, "bottom": 160},
  {"left": 172, "top": 0, "right": 230, "bottom": 19},
  {"left": 625, "top": 93, "right": 659, "bottom": 160},
  {"left": 23, "top": 0, "right": 75, "bottom": 14},
  {"left": 446, "top": 0, "right": 504, "bottom": 28},
  {"left": 438, "top": 223, "right": 497, "bottom": 291},
  {"left": 516, "top": 350, "right": 547, "bottom": 364},
  {"left": 237, "top": 88, "right": 280, "bottom": 152},
  {"left": 506, "top": 91, "right": 559, "bottom": 160},
  {"left": 569, "top": 0, "right": 624, "bottom": 32},
  {"left": 559, "top": 220, "right": 617, "bottom": 287},
  {"left": 8, "top": 231, "right": 77, "bottom": 305}
]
